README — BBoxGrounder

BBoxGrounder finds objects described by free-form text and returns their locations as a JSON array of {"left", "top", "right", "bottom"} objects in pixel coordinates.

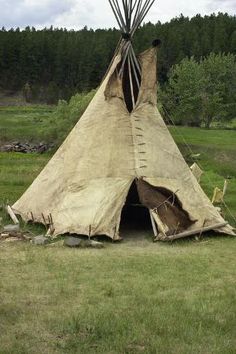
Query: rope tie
[{"left": 121, "top": 33, "right": 131, "bottom": 41}]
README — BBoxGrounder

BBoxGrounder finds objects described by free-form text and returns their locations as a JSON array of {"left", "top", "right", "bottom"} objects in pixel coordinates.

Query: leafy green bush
[
  {"left": 49, "top": 90, "right": 96, "bottom": 144},
  {"left": 161, "top": 53, "right": 236, "bottom": 128}
]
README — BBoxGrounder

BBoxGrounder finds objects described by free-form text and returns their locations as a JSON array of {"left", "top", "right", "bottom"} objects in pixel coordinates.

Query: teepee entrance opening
[
  {"left": 119, "top": 180, "right": 152, "bottom": 237},
  {"left": 120, "top": 179, "right": 197, "bottom": 239}
]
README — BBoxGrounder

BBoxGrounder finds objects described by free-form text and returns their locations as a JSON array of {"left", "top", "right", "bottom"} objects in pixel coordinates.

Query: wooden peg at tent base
[
  {"left": 6, "top": 205, "right": 19, "bottom": 224},
  {"left": 149, "top": 210, "right": 158, "bottom": 237},
  {"left": 41, "top": 213, "right": 47, "bottom": 227},
  {"left": 154, "top": 222, "right": 229, "bottom": 242}
]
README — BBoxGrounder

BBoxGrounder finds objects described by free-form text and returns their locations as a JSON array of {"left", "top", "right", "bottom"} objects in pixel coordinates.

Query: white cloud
[
  {"left": 207, "top": 0, "right": 236, "bottom": 12},
  {"left": 52, "top": 0, "right": 113, "bottom": 30},
  {"left": 0, "top": 0, "right": 75, "bottom": 28},
  {"left": 0, "top": 0, "right": 235, "bottom": 29},
  {"left": 147, "top": 0, "right": 236, "bottom": 24}
]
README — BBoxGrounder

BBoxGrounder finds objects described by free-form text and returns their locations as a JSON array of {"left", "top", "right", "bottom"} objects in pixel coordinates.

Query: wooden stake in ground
[
  {"left": 154, "top": 222, "right": 229, "bottom": 242},
  {"left": 6, "top": 205, "right": 19, "bottom": 224},
  {"left": 149, "top": 210, "right": 158, "bottom": 237}
]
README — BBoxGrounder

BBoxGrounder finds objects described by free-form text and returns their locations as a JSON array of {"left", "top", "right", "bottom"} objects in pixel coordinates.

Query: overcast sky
[{"left": 0, "top": 0, "right": 235, "bottom": 30}]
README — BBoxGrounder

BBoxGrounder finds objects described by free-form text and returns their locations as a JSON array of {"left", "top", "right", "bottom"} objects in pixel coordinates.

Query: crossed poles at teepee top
[
  {"left": 108, "top": 0, "right": 156, "bottom": 108},
  {"left": 108, "top": 0, "right": 155, "bottom": 36}
]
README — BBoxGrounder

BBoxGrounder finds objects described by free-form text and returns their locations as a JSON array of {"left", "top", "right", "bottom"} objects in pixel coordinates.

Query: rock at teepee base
[
  {"left": 89, "top": 240, "right": 104, "bottom": 248},
  {"left": 32, "top": 235, "right": 50, "bottom": 245},
  {"left": 3, "top": 224, "right": 20, "bottom": 233},
  {"left": 64, "top": 237, "right": 82, "bottom": 248},
  {"left": 64, "top": 237, "right": 104, "bottom": 249}
]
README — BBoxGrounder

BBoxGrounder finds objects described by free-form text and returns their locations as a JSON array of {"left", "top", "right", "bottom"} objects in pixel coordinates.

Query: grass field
[
  {"left": 1, "top": 237, "right": 236, "bottom": 354},
  {"left": 0, "top": 106, "right": 55, "bottom": 143},
  {"left": 0, "top": 106, "right": 236, "bottom": 353}
]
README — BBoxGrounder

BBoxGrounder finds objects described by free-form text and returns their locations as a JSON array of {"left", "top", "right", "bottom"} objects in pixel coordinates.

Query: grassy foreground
[
  {"left": 0, "top": 109, "right": 236, "bottom": 353},
  {"left": 1, "top": 238, "right": 236, "bottom": 354}
]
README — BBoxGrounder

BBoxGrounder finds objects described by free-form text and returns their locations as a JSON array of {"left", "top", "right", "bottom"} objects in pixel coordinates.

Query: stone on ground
[
  {"left": 3, "top": 224, "right": 20, "bottom": 233},
  {"left": 89, "top": 240, "right": 104, "bottom": 248},
  {"left": 32, "top": 235, "right": 49, "bottom": 245},
  {"left": 64, "top": 237, "right": 104, "bottom": 248},
  {"left": 64, "top": 237, "right": 83, "bottom": 248}
]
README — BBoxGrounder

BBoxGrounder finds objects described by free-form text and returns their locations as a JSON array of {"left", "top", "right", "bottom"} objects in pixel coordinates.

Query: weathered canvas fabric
[{"left": 12, "top": 46, "right": 235, "bottom": 239}]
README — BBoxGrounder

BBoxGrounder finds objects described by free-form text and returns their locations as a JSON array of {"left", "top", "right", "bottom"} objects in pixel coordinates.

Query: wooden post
[
  {"left": 149, "top": 210, "right": 158, "bottom": 237},
  {"left": 128, "top": 54, "right": 135, "bottom": 109},
  {"left": 223, "top": 179, "right": 228, "bottom": 196},
  {"left": 41, "top": 213, "right": 47, "bottom": 227},
  {"left": 6, "top": 205, "right": 19, "bottom": 224},
  {"left": 129, "top": 50, "right": 140, "bottom": 89},
  {"left": 155, "top": 222, "right": 229, "bottom": 242},
  {"left": 88, "top": 225, "right": 92, "bottom": 240}
]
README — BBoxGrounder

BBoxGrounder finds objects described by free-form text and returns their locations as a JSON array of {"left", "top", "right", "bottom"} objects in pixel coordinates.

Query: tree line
[
  {"left": 0, "top": 12, "right": 235, "bottom": 103},
  {"left": 160, "top": 53, "right": 236, "bottom": 128}
]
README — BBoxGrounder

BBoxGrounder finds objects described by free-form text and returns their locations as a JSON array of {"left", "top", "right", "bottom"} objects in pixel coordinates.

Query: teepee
[{"left": 12, "top": 0, "right": 235, "bottom": 241}]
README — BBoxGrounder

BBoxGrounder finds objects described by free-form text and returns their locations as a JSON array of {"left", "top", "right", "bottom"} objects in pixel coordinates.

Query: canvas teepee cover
[{"left": 12, "top": 0, "right": 235, "bottom": 240}]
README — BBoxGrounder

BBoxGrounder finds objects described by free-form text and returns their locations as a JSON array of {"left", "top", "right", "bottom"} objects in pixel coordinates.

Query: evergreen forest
[{"left": 0, "top": 13, "right": 236, "bottom": 103}]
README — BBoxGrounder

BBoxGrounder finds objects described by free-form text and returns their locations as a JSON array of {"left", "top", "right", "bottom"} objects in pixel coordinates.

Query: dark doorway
[{"left": 119, "top": 180, "right": 152, "bottom": 237}]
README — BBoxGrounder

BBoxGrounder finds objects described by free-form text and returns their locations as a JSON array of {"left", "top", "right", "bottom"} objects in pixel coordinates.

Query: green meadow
[
  {"left": 0, "top": 105, "right": 55, "bottom": 143},
  {"left": 0, "top": 106, "right": 236, "bottom": 353}
]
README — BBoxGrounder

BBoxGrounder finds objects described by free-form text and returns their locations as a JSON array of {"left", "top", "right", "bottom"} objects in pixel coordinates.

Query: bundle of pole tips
[{"left": 108, "top": 0, "right": 158, "bottom": 109}]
